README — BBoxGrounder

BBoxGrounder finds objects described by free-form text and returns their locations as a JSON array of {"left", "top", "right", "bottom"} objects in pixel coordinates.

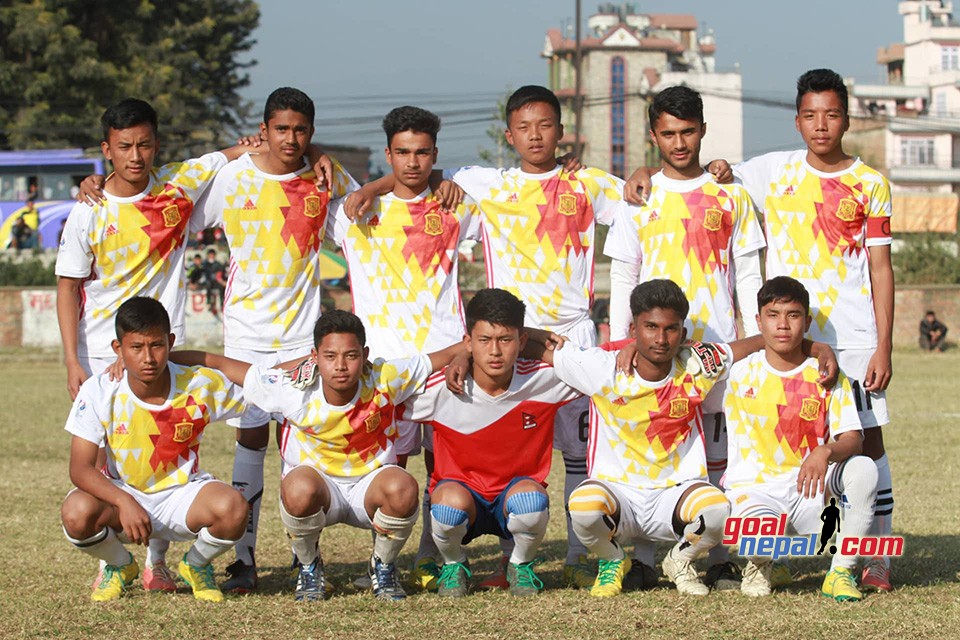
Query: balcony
[{"left": 889, "top": 165, "right": 960, "bottom": 183}]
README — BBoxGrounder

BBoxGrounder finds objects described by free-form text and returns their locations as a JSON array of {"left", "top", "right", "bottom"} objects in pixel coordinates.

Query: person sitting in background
[
  {"left": 919, "top": 311, "right": 948, "bottom": 352},
  {"left": 187, "top": 254, "right": 207, "bottom": 291}
]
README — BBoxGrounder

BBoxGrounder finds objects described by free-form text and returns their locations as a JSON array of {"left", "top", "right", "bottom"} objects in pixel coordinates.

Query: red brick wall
[{"left": 895, "top": 285, "right": 960, "bottom": 348}]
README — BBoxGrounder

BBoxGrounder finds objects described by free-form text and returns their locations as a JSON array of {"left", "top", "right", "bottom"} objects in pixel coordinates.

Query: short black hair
[
  {"left": 926, "top": 310, "right": 936, "bottom": 316},
  {"left": 313, "top": 310, "right": 366, "bottom": 348},
  {"left": 465, "top": 288, "right": 526, "bottom": 333},
  {"left": 505, "top": 85, "right": 561, "bottom": 125},
  {"left": 382, "top": 106, "right": 441, "bottom": 145},
  {"left": 649, "top": 85, "right": 704, "bottom": 128},
  {"left": 796, "top": 68, "right": 848, "bottom": 114},
  {"left": 101, "top": 98, "right": 158, "bottom": 141},
  {"left": 115, "top": 297, "right": 170, "bottom": 339},
  {"left": 757, "top": 276, "right": 810, "bottom": 314},
  {"left": 264, "top": 87, "right": 315, "bottom": 125},
  {"left": 629, "top": 279, "right": 689, "bottom": 320}
]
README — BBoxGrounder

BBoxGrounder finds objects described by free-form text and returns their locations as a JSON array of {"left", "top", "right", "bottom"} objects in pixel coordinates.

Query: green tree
[
  {"left": 0, "top": 0, "right": 259, "bottom": 160},
  {"left": 892, "top": 233, "right": 960, "bottom": 284},
  {"left": 477, "top": 92, "right": 519, "bottom": 168}
]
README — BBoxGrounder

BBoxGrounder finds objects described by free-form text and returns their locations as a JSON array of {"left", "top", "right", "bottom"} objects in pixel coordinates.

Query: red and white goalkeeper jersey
[
  {"left": 445, "top": 165, "right": 626, "bottom": 333},
  {"left": 401, "top": 359, "right": 580, "bottom": 499},
  {"left": 56, "top": 153, "right": 226, "bottom": 356},
  {"left": 196, "top": 153, "right": 359, "bottom": 351},
  {"left": 242, "top": 355, "right": 430, "bottom": 478},
  {"left": 65, "top": 363, "right": 246, "bottom": 493},
  {"left": 723, "top": 352, "right": 862, "bottom": 489},
  {"left": 734, "top": 150, "right": 892, "bottom": 349},
  {"left": 604, "top": 171, "right": 765, "bottom": 342},
  {"left": 553, "top": 345, "right": 730, "bottom": 489},
  {"left": 329, "top": 188, "right": 481, "bottom": 358}
]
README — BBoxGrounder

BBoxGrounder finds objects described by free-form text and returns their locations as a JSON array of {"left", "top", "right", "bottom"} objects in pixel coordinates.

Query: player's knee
[
  {"left": 215, "top": 488, "right": 250, "bottom": 535},
  {"left": 840, "top": 455, "right": 879, "bottom": 497},
  {"left": 237, "top": 424, "right": 270, "bottom": 450},
  {"left": 861, "top": 428, "right": 885, "bottom": 459},
  {"left": 568, "top": 482, "right": 617, "bottom": 524},
  {"left": 376, "top": 470, "right": 419, "bottom": 516},
  {"left": 60, "top": 491, "right": 101, "bottom": 538},
  {"left": 678, "top": 485, "right": 729, "bottom": 533},
  {"left": 280, "top": 473, "right": 325, "bottom": 517},
  {"left": 431, "top": 482, "right": 473, "bottom": 513},
  {"left": 506, "top": 491, "right": 549, "bottom": 534}
]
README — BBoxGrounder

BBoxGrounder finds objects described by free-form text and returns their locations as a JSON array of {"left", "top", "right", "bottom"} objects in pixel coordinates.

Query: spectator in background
[
  {"left": 203, "top": 248, "right": 226, "bottom": 314},
  {"left": 11, "top": 215, "right": 37, "bottom": 250},
  {"left": 187, "top": 253, "right": 207, "bottom": 291},
  {"left": 920, "top": 310, "right": 948, "bottom": 352}
]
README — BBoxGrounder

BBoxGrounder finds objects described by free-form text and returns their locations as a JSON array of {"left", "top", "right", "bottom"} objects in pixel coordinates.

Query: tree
[
  {"left": 0, "top": 0, "right": 259, "bottom": 160},
  {"left": 477, "top": 91, "right": 520, "bottom": 168}
]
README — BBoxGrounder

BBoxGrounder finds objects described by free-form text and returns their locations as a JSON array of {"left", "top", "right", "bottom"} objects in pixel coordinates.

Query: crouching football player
[
  {"left": 61, "top": 297, "right": 249, "bottom": 602},
  {"left": 170, "top": 310, "right": 464, "bottom": 601},
  {"left": 723, "top": 277, "right": 878, "bottom": 601}
]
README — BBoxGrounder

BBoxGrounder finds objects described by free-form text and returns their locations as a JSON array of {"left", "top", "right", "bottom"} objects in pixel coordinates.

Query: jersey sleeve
[
  {"left": 242, "top": 365, "right": 307, "bottom": 422},
  {"left": 329, "top": 157, "right": 361, "bottom": 199},
  {"left": 552, "top": 345, "right": 615, "bottom": 396},
  {"left": 443, "top": 166, "right": 503, "bottom": 203},
  {"left": 160, "top": 152, "right": 228, "bottom": 206},
  {"left": 458, "top": 197, "right": 483, "bottom": 242},
  {"left": 730, "top": 186, "right": 766, "bottom": 258},
  {"left": 375, "top": 354, "right": 432, "bottom": 404},
  {"left": 64, "top": 376, "right": 109, "bottom": 446},
  {"left": 326, "top": 195, "right": 351, "bottom": 248},
  {"left": 827, "top": 374, "right": 863, "bottom": 440},
  {"left": 199, "top": 367, "right": 247, "bottom": 423},
  {"left": 732, "top": 151, "right": 794, "bottom": 213},
  {"left": 192, "top": 160, "right": 234, "bottom": 229},
  {"left": 54, "top": 202, "right": 94, "bottom": 277},
  {"left": 399, "top": 371, "right": 444, "bottom": 423},
  {"left": 865, "top": 173, "right": 893, "bottom": 247},
  {"left": 578, "top": 168, "right": 627, "bottom": 225},
  {"left": 602, "top": 204, "right": 642, "bottom": 263}
]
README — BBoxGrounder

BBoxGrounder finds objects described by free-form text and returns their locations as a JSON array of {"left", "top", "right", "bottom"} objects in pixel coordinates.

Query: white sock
[
  {"left": 430, "top": 504, "right": 469, "bottom": 564},
  {"left": 279, "top": 499, "right": 326, "bottom": 565},
  {"left": 146, "top": 538, "right": 170, "bottom": 566},
  {"left": 870, "top": 453, "right": 894, "bottom": 536},
  {"left": 232, "top": 443, "right": 266, "bottom": 565},
  {"left": 704, "top": 412, "right": 730, "bottom": 565},
  {"left": 563, "top": 454, "right": 589, "bottom": 563},
  {"left": 65, "top": 527, "right": 129, "bottom": 566},
  {"left": 373, "top": 508, "right": 418, "bottom": 564},
  {"left": 830, "top": 455, "right": 879, "bottom": 570},
  {"left": 185, "top": 527, "right": 237, "bottom": 567},
  {"left": 568, "top": 482, "right": 622, "bottom": 561},
  {"left": 674, "top": 486, "right": 730, "bottom": 562},
  {"left": 505, "top": 492, "right": 549, "bottom": 564}
]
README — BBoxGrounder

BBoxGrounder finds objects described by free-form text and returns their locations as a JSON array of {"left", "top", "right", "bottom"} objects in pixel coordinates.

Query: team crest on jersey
[
  {"left": 835, "top": 198, "right": 859, "bottom": 222},
  {"left": 703, "top": 208, "right": 723, "bottom": 231},
  {"left": 365, "top": 412, "right": 382, "bottom": 433},
  {"left": 799, "top": 398, "right": 821, "bottom": 421},
  {"left": 162, "top": 205, "right": 181, "bottom": 227},
  {"left": 522, "top": 412, "right": 538, "bottom": 429},
  {"left": 173, "top": 421, "right": 194, "bottom": 443},
  {"left": 424, "top": 212, "right": 443, "bottom": 236},
  {"left": 304, "top": 195, "right": 322, "bottom": 218},
  {"left": 669, "top": 398, "right": 690, "bottom": 418},
  {"left": 558, "top": 194, "right": 578, "bottom": 216}
]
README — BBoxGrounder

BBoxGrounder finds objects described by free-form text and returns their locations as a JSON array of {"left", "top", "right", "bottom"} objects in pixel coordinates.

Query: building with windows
[
  {"left": 541, "top": 3, "right": 743, "bottom": 177},
  {"left": 847, "top": 0, "right": 960, "bottom": 232}
]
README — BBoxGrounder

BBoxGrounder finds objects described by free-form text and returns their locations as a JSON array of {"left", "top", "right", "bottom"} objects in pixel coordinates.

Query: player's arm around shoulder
[{"left": 169, "top": 350, "right": 252, "bottom": 387}]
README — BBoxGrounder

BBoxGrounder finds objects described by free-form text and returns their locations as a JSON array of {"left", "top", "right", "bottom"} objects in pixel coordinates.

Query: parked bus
[{"left": 0, "top": 149, "right": 104, "bottom": 249}]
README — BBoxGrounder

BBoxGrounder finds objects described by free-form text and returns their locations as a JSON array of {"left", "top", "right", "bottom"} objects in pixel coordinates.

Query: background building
[{"left": 542, "top": 3, "right": 743, "bottom": 177}]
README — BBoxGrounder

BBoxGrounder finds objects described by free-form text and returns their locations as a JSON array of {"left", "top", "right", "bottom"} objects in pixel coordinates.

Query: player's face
[
  {"left": 632, "top": 308, "right": 687, "bottom": 368},
  {"left": 756, "top": 298, "right": 811, "bottom": 357},
  {"left": 466, "top": 321, "right": 527, "bottom": 382},
  {"left": 261, "top": 108, "right": 314, "bottom": 169},
  {"left": 101, "top": 124, "right": 158, "bottom": 189},
  {"left": 112, "top": 328, "right": 173, "bottom": 387},
  {"left": 505, "top": 102, "right": 563, "bottom": 172},
  {"left": 795, "top": 91, "right": 848, "bottom": 158},
  {"left": 386, "top": 130, "right": 437, "bottom": 196},
  {"left": 651, "top": 113, "right": 705, "bottom": 177},
  {"left": 312, "top": 332, "right": 368, "bottom": 399}
]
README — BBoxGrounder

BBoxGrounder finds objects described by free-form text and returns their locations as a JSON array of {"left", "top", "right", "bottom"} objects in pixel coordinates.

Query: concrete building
[
  {"left": 542, "top": 3, "right": 742, "bottom": 178},
  {"left": 848, "top": 0, "right": 960, "bottom": 232}
]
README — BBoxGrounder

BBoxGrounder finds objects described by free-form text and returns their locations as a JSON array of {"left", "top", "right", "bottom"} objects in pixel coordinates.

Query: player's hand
[
  {"left": 236, "top": 132, "right": 265, "bottom": 148},
  {"left": 76, "top": 175, "right": 106, "bottom": 205},
  {"left": 623, "top": 167, "right": 654, "bottom": 205},
  {"left": 797, "top": 446, "right": 830, "bottom": 498},
  {"left": 707, "top": 159, "right": 733, "bottom": 184},
  {"left": 557, "top": 152, "right": 583, "bottom": 173},
  {"left": 285, "top": 356, "right": 319, "bottom": 390},
  {"left": 810, "top": 343, "right": 839, "bottom": 388},
  {"left": 312, "top": 153, "right": 333, "bottom": 191},
  {"left": 66, "top": 360, "right": 90, "bottom": 400},
  {"left": 117, "top": 494, "right": 152, "bottom": 545},
  {"left": 615, "top": 342, "right": 639, "bottom": 376},
  {"left": 444, "top": 352, "right": 471, "bottom": 394},
  {"left": 680, "top": 341, "right": 726, "bottom": 378},
  {"left": 434, "top": 180, "right": 464, "bottom": 212},
  {"left": 106, "top": 355, "right": 126, "bottom": 382},
  {"left": 344, "top": 187, "right": 376, "bottom": 222},
  {"left": 864, "top": 347, "right": 892, "bottom": 392},
  {"left": 543, "top": 331, "right": 568, "bottom": 351}
]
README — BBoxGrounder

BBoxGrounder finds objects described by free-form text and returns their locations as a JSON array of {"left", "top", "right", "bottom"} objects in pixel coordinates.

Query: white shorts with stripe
[{"left": 837, "top": 349, "right": 889, "bottom": 429}]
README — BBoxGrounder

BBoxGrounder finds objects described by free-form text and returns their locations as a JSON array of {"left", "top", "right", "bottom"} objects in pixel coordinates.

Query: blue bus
[{"left": 0, "top": 149, "right": 105, "bottom": 249}]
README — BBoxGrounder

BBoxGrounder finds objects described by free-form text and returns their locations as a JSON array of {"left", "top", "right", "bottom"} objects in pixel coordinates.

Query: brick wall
[{"left": 895, "top": 285, "right": 960, "bottom": 348}]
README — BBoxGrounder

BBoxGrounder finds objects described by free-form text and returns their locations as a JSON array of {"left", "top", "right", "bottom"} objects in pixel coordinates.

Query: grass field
[{"left": 2, "top": 348, "right": 959, "bottom": 640}]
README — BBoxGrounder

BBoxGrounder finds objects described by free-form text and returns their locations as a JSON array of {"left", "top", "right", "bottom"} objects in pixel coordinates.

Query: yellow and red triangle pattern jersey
[
  {"left": 65, "top": 363, "right": 246, "bottom": 493},
  {"left": 329, "top": 188, "right": 481, "bottom": 358},
  {"left": 734, "top": 151, "right": 892, "bottom": 348},
  {"left": 196, "top": 153, "right": 359, "bottom": 350},
  {"left": 552, "top": 345, "right": 729, "bottom": 489},
  {"left": 56, "top": 153, "right": 227, "bottom": 356},
  {"left": 401, "top": 359, "right": 580, "bottom": 499},
  {"left": 445, "top": 165, "right": 626, "bottom": 333},
  {"left": 723, "top": 352, "right": 861, "bottom": 489},
  {"left": 604, "top": 171, "right": 765, "bottom": 342},
  {"left": 242, "top": 355, "right": 430, "bottom": 478}
]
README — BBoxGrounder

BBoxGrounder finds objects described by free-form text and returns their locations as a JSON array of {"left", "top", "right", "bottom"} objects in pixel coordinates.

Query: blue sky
[{"left": 243, "top": 0, "right": 903, "bottom": 171}]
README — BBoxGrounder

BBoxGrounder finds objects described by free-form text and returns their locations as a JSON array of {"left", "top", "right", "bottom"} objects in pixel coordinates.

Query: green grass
[{"left": 1, "top": 349, "right": 958, "bottom": 639}]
